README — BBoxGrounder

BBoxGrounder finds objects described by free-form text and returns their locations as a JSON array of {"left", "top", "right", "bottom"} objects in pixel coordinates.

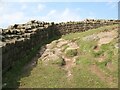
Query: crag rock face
[{"left": 1, "top": 19, "right": 119, "bottom": 73}]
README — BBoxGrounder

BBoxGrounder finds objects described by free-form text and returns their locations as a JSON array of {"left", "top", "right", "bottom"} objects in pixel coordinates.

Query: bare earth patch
[
  {"left": 90, "top": 64, "right": 116, "bottom": 87},
  {"left": 97, "top": 54, "right": 106, "bottom": 62},
  {"left": 97, "top": 30, "right": 118, "bottom": 46},
  {"left": 83, "top": 29, "right": 118, "bottom": 46},
  {"left": 106, "top": 62, "right": 116, "bottom": 72},
  {"left": 62, "top": 56, "right": 77, "bottom": 80}
]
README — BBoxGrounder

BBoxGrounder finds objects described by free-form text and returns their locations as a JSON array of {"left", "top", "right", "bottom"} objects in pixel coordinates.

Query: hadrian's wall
[{"left": 1, "top": 19, "right": 119, "bottom": 73}]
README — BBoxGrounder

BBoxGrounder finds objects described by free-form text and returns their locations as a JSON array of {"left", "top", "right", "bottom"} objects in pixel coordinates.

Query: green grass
[
  {"left": 65, "top": 49, "right": 78, "bottom": 57},
  {"left": 49, "top": 57, "right": 64, "bottom": 66},
  {"left": 19, "top": 60, "right": 67, "bottom": 88},
  {"left": 92, "top": 50, "right": 104, "bottom": 57},
  {"left": 71, "top": 66, "right": 109, "bottom": 88}
]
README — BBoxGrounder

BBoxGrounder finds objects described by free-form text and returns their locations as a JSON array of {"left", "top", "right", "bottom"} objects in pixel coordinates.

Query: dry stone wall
[
  {"left": 54, "top": 19, "right": 119, "bottom": 35},
  {"left": 1, "top": 19, "right": 119, "bottom": 73}
]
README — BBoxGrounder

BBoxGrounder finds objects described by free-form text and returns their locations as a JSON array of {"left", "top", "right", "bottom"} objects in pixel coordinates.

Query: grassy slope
[
  {"left": 62, "top": 24, "right": 118, "bottom": 88},
  {"left": 3, "top": 24, "right": 118, "bottom": 88}
]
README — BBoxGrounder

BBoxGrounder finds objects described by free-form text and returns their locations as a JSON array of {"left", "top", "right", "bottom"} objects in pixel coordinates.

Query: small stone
[{"left": 114, "top": 43, "right": 119, "bottom": 49}]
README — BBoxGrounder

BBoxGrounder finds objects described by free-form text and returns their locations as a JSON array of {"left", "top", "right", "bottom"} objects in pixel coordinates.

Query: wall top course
[{"left": 1, "top": 19, "right": 120, "bottom": 47}]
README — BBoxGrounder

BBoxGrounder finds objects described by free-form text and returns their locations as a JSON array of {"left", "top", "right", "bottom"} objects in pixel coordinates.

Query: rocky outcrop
[{"left": 1, "top": 19, "right": 119, "bottom": 73}]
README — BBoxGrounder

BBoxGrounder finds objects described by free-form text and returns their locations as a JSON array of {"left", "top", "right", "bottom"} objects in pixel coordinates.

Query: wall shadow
[{"left": 2, "top": 29, "right": 62, "bottom": 89}]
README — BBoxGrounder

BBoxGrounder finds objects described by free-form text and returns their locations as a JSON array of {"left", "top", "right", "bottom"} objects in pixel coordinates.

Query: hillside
[{"left": 3, "top": 24, "right": 118, "bottom": 88}]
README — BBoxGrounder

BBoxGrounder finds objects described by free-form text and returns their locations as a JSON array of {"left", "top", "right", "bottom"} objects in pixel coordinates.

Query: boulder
[
  {"left": 13, "top": 24, "right": 19, "bottom": 29},
  {"left": 0, "top": 28, "right": 2, "bottom": 34},
  {"left": 57, "top": 39, "right": 69, "bottom": 48},
  {"left": 17, "top": 24, "right": 24, "bottom": 29},
  {"left": 25, "top": 29, "right": 33, "bottom": 33},
  {"left": 20, "top": 29, "right": 25, "bottom": 34},
  {"left": 12, "top": 29, "right": 20, "bottom": 34},
  {"left": 25, "top": 25, "right": 31, "bottom": 30}
]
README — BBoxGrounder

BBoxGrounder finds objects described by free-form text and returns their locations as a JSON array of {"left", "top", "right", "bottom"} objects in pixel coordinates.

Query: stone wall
[
  {"left": 1, "top": 19, "right": 119, "bottom": 73},
  {"left": 1, "top": 20, "right": 56, "bottom": 73},
  {"left": 54, "top": 19, "right": 119, "bottom": 35}
]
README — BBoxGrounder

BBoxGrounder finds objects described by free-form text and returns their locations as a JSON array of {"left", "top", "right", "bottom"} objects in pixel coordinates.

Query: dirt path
[
  {"left": 90, "top": 64, "right": 116, "bottom": 87},
  {"left": 62, "top": 56, "right": 76, "bottom": 80}
]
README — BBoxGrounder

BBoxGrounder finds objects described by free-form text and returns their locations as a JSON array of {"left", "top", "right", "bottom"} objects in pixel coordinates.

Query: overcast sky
[{"left": 0, "top": 1, "right": 118, "bottom": 28}]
